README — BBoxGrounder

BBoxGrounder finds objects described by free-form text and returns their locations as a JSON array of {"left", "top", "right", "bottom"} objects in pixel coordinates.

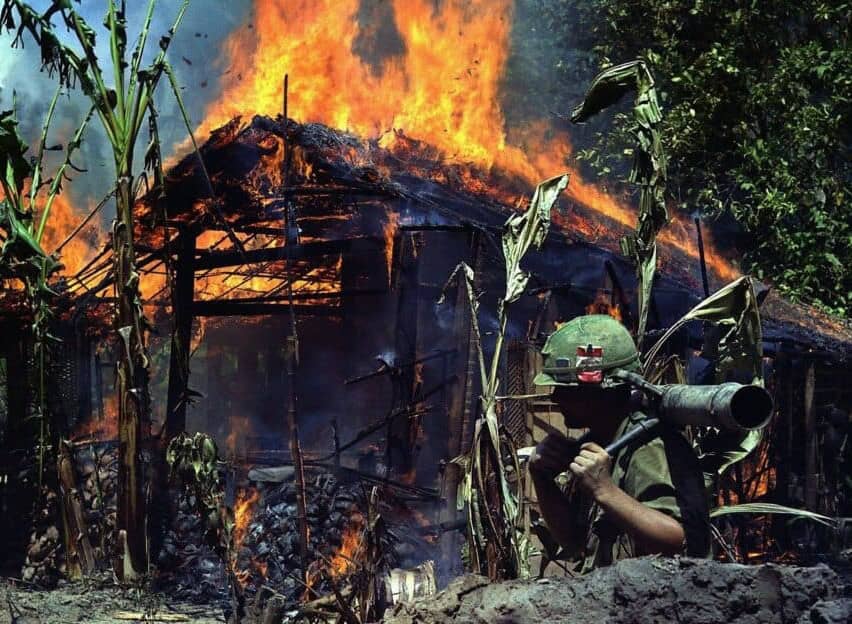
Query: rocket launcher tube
[
  {"left": 658, "top": 382, "right": 772, "bottom": 431},
  {"left": 611, "top": 369, "right": 773, "bottom": 432},
  {"left": 517, "top": 372, "right": 772, "bottom": 462}
]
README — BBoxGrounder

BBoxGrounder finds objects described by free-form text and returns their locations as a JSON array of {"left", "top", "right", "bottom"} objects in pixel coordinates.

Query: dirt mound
[{"left": 385, "top": 556, "right": 850, "bottom": 624}]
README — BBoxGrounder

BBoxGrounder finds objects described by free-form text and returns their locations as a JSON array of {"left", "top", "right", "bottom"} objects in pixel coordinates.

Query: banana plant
[
  {"left": 0, "top": 92, "right": 92, "bottom": 486},
  {"left": 570, "top": 60, "right": 667, "bottom": 344},
  {"left": 0, "top": 0, "right": 207, "bottom": 579},
  {"left": 439, "top": 174, "right": 568, "bottom": 579}
]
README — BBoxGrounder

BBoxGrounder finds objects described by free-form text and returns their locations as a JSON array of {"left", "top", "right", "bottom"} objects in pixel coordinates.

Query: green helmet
[{"left": 533, "top": 314, "right": 640, "bottom": 387}]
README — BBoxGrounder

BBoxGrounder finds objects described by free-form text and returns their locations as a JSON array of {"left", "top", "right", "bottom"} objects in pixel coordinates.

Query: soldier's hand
[
  {"left": 529, "top": 433, "right": 581, "bottom": 479},
  {"left": 569, "top": 442, "right": 614, "bottom": 499}
]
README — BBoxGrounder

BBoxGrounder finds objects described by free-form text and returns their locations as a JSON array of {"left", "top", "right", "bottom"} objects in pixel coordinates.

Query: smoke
[{"left": 0, "top": 0, "right": 251, "bottom": 224}]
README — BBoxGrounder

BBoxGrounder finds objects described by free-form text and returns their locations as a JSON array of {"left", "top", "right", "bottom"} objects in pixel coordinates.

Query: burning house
[{"left": 1, "top": 108, "right": 851, "bottom": 616}]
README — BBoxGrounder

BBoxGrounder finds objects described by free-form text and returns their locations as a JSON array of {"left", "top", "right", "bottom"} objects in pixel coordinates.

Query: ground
[
  {"left": 0, "top": 577, "right": 224, "bottom": 624},
  {"left": 2, "top": 557, "right": 850, "bottom": 623},
  {"left": 385, "top": 557, "right": 852, "bottom": 624}
]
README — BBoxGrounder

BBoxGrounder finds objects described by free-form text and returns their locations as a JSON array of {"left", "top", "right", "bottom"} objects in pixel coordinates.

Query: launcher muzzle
[{"left": 603, "top": 370, "right": 773, "bottom": 456}]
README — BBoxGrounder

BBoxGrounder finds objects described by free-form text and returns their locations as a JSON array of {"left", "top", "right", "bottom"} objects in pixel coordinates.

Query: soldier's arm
[{"left": 571, "top": 442, "right": 685, "bottom": 555}]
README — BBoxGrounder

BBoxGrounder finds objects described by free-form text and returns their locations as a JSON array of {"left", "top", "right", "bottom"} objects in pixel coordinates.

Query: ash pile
[
  {"left": 233, "top": 471, "right": 377, "bottom": 601},
  {"left": 158, "top": 465, "right": 441, "bottom": 615}
]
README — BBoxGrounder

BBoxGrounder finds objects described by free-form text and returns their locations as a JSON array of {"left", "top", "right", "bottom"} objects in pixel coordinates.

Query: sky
[
  {"left": 0, "top": 1, "right": 610, "bottom": 257},
  {"left": 0, "top": 0, "right": 253, "bottom": 214}
]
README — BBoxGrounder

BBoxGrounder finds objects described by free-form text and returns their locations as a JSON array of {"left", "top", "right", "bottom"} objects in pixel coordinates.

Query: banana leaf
[
  {"left": 502, "top": 174, "right": 568, "bottom": 305},
  {"left": 0, "top": 107, "right": 33, "bottom": 195},
  {"left": 571, "top": 60, "right": 667, "bottom": 342},
  {"left": 711, "top": 503, "right": 837, "bottom": 528},
  {"left": 644, "top": 276, "right": 763, "bottom": 385},
  {"left": 439, "top": 174, "right": 568, "bottom": 579}
]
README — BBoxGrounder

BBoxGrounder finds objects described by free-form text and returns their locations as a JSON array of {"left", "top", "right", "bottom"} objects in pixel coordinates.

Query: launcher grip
[{"left": 604, "top": 417, "right": 661, "bottom": 456}]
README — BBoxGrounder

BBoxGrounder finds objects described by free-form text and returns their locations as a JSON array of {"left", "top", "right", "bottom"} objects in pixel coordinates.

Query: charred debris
[{"left": 1, "top": 113, "right": 851, "bottom": 621}]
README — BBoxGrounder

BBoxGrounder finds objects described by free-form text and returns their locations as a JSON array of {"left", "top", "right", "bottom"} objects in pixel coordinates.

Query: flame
[
  {"left": 196, "top": 0, "right": 512, "bottom": 167},
  {"left": 226, "top": 413, "right": 252, "bottom": 456},
  {"left": 70, "top": 393, "right": 118, "bottom": 441},
  {"left": 586, "top": 290, "right": 623, "bottom": 322},
  {"left": 37, "top": 193, "right": 101, "bottom": 277},
  {"left": 329, "top": 511, "right": 365, "bottom": 578},
  {"left": 231, "top": 486, "right": 261, "bottom": 589},
  {"left": 384, "top": 211, "right": 399, "bottom": 284},
  {"left": 191, "top": 0, "right": 738, "bottom": 283},
  {"left": 233, "top": 487, "right": 260, "bottom": 551},
  {"left": 0, "top": 187, "right": 100, "bottom": 282}
]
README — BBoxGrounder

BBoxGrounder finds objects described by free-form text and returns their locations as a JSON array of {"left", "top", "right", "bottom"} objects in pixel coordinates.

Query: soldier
[{"left": 529, "top": 315, "right": 710, "bottom": 573}]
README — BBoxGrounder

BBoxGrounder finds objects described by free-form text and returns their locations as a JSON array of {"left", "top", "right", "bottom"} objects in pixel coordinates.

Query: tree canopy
[{"left": 542, "top": 0, "right": 851, "bottom": 316}]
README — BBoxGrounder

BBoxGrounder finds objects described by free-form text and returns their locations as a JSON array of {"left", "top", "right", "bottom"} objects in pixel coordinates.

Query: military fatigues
[
  {"left": 556, "top": 412, "right": 711, "bottom": 574},
  {"left": 531, "top": 314, "right": 711, "bottom": 572}
]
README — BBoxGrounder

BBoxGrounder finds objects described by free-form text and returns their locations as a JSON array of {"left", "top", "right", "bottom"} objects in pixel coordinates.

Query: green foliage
[
  {"left": 0, "top": 92, "right": 90, "bottom": 483},
  {"left": 542, "top": 0, "right": 852, "bottom": 315}
]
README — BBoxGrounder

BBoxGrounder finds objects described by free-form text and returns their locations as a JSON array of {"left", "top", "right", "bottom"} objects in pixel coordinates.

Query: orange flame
[
  {"left": 191, "top": 0, "right": 737, "bottom": 283},
  {"left": 586, "top": 290, "right": 623, "bottom": 322},
  {"left": 70, "top": 393, "right": 118, "bottom": 441},
  {"left": 37, "top": 193, "right": 101, "bottom": 277},
  {"left": 226, "top": 413, "right": 252, "bottom": 457},
  {"left": 233, "top": 487, "right": 260, "bottom": 550},
  {"left": 329, "top": 511, "right": 365, "bottom": 578},
  {"left": 384, "top": 211, "right": 399, "bottom": 285}
]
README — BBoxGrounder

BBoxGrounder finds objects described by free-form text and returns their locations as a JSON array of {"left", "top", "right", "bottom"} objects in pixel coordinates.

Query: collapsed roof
[{"left": 51, "top": 114, "right": 852, "bottom": 362}]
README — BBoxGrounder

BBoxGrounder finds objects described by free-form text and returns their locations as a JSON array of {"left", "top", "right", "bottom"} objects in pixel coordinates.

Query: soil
[
  {"left": 3, "top": 556, "right": 850, "bottom": 623},
  {"left": 384, "top": 556, "right": 852, "bottom": 624},
  {"left": 0, "top": 577, "right": 225, "bottom": 624}
]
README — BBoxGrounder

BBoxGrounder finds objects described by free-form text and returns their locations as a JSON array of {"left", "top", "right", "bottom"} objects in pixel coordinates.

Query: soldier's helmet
[{"left": 533, "top": 314, "right": 640, "bottom": 387}]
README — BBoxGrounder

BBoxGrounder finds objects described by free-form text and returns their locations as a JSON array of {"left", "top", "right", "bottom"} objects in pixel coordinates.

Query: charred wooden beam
[
  {"left": 388, "top": 231, "right": 423, "bottom": 477},
  {"left": 201, "top": 289, "right": 387, "bottom": 306},
  {"left": 193, "top": 237, "right": 382, "bottom": 271},
  {"left": 165, "top": 231, "right": 196, "bottom": 439},
  {"left": 804, "top": 362, "right": 817, "bottom": 510},
  {"left": 266, "top": 185, "right": 397, "bottom": 198},
  {"left": 400, "top": 224, "right": 471, "bottom": 232},
  {"left": 191, "top": 301, "right": 340, "bottom": 317},
  {"left": 440, "top": 230, "right": 480, "bottom": 571}
]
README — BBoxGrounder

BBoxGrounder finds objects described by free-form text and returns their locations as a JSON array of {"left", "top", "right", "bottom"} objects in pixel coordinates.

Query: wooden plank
[
  {"left": 193, "top": 237, "right": 382, "bottom": 271},
  {"left": 165, "top": 231, "right": 196, "bottom": 439},
  {"left": 191, "top": 301, "right": 341, "bottom": 317}
]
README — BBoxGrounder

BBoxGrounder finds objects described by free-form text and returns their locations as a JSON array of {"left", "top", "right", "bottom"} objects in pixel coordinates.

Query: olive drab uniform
[
  {"left": 555, "top": 412, "right": 711, "bottom": 574},
  {"left": 533, "top": 315, "right": 711, "bottom": 572}
]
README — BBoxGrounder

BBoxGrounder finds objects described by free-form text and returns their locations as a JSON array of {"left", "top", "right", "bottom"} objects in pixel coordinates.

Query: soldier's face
[{"left": 551, "top": 384, "right": 628, "bottom": 430}]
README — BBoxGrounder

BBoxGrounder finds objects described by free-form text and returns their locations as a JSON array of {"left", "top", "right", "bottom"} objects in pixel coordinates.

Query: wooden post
[
  {"left": 388, "top": 232, "right": 423, "bottom": 477},
  {"left": 774, "top": 351, "right": 791, "bottom": 506},
  {"left": 804, "top": 362, "right": 817, "bottom": 510},
  {"left": 785, "top": 358, "right": 795, "bottom": 502},
  {"left": 165, "top": 230, "right": 196, "bottom": 440}
]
